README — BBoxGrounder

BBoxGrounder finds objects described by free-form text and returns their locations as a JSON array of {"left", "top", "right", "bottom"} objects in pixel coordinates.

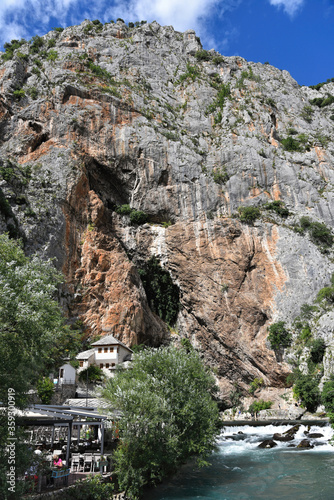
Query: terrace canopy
[{"left": 17, "top": 404, "right": 108, "bottom": 466}]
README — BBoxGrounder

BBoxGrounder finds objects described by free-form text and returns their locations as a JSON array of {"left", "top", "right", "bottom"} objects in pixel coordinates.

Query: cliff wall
[{"left": 1, "top": 20, "right": 334, "bottom": 396}]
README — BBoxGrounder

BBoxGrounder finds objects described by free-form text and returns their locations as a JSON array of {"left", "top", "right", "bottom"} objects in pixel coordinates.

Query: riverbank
[{"left": 221, "top": 407, "right": 329, "bottom": 422}]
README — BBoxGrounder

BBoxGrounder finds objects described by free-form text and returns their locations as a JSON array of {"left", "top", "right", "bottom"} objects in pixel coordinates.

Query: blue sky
[{"left": 0, "top": 0, "right": 333, "bottom": 86}]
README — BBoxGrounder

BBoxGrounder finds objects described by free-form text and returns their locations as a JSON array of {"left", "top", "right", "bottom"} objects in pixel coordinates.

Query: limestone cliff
[{"left": 1, "top": 20, "right": 334, "bottom": 397}]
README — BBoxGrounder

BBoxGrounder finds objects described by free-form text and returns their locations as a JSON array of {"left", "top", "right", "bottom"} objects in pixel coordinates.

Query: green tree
[
  {"left": 102, "top": 347, "right": 219, "bottom": 498},
  {"left": 267, "top": 321, "right": 292, "bottom": 350},
  {"left": 78, "top": 364, "right": 105, "bottom": 384},
  {"left": 321, "top": 375, "right": 334, "bottom": 416},
  {"left": 37, "top": 376, "right": 54, "bottom": 404},
  {"left": 309, "top": 339, "right": 326, "bottom": 364},
  {"left": 0, "top": 234, "right": 67, "bottom": 498},
  {"left": 293, "top": 371, "right": 320, "bottom": 412},
  {"left": 248, "top": 400, "right": 272, "bottom": 414}
]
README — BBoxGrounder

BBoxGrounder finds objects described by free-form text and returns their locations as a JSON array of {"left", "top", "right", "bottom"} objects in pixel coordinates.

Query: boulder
[
  {"left": 258, "top": 439, "right": 277, "bottom": 449},
  {"left": 273, "top": 433, "right": 294, "bottom": 442},
  {"left": 297, "top": 439, "right": 314, "bottom": 449}
]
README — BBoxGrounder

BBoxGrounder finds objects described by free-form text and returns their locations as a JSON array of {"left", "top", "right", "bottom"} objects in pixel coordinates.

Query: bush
[
  {"left": 238, "top": 206, "right": 261, "bottom": 223},
  {"left": 212, "top": 55, "right": 224, "bottom": 65},
  {"left": 65, "top": 474, "right": 114, "bottom": 499},
  {"left": 316, "top": 286, "right": 334, "bottom": 304},
  {"left": 2, "top": 39, "right": 26, "bottom": 61},
  {"left": 248, "top": 400, "right": 272, "bottom": 414},
  {"left": 78, "top": 365, "right": 104, "bottom": 384},
  {"left": 178, "top": 63, "right": 200, "bottom": 83},
  {"left": 267, "top": 321, "right": 292, "bottom": 350},
  {"left": 321, "top": 375, "right": 334, "bottom": 415},
  {"left": 293, "top": 371, "right": 320, "bottom": 412},
  {"left": 53, "top": 27, "right": 64, "bottom": 32},
  {"left": 301, "top": 105, "right": 314, "bottom": 123},
  {"left": 138, "top": 256, "right": 179, "bottom": 326},
  {"left": 212, "top": 166, "right": 229, "bottom": 184},
  {"left": 300, "top": 216, "right": 312, "bottom": 229},
  {"left": 129, "top": 210, "right": 148, "bottom": 225},
  {"left": 115, "top": 204, "right": 148, "bottom": 225},
  {"left": 115, "top": 204, "right": 132, "bottom": 215},
  {"left": 264, "top": 200, "right": 289, "bottom": 218},
  {"left": 299, "top": 324, "right": 312, "bottom": 342},
  {"left": 195, "top": 50, "right": 211, "bottom": 61},
  {"left": 310, "top": 94, "right": 334, "bottom": 108},
  {"left": 30, "top": 35, "right": 44, "bottom": 54},
  {"left": 47, "top": 49, "right": 58, "bottom": 62},
  {"left": 309, "top": 339, "right": 326, "bottom": 364},
  {"left": 13, "top": 89, "right": 25, "bottom": 100},
  {"left": 309, "top": 221, "right": 333, "bottom": 247},
  {"left": 298, "top": 217, "right": 333, "bottom": 250},
  {"left": 206, "top": 83, "right": 231, "bottom": 114},
  {"left": 249, "top": 377, "right": 264, "bottom": 395},
  {"left": 281, "top": 136, "right": 303, "bottom": 152}
]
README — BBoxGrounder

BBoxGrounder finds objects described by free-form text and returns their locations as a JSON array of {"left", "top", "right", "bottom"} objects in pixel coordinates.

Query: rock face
[{"left": 1, "top": 20, "right": 334, "bottom": 397}]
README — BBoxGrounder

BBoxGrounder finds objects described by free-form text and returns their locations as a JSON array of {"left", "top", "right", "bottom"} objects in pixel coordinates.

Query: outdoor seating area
[{"left": 18, "top": 404, "right": 113, "bottom": 494}]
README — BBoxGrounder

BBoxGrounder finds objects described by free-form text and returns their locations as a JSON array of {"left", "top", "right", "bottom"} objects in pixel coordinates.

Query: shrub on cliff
[
  {"left": 102, "top": 346, "right": 219, "bottom": 498},
  {"left": 138, "top": 256, "right": 179, "bottom": 325},
  {"left": 309, "top": 339, "right": 326, "bottom": 364},
  {"left": 238, "top": 205, "right": 261, "bottom": 224},
  {"left": 267, "top": 321, "right": 292, "bottom": 350}
]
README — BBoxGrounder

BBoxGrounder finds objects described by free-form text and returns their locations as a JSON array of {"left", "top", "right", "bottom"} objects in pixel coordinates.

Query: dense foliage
[
  {"left": 292, "top": 370, "right": 320, "bottom": 412},
  {"left": 238, "top": 206, "right": 261, "bottom": 223},
  {"left": 102, "top": 347, "right": 220, "bottom": 498},
  {"left": 78, "top": 365, "right": 105, "bottom": 384},
  {"left": 0, "top": 234, "right": 69, "bottom": 498},
  {"left": 138, "top": 256, "right": 179, "bottom": 326},
  {"left": 248, "top": 400, "right": 272, "bottom": 414},
  {"left": 267, "top": 321, "right": 292, "bottom": 350},
  {"left": 321, "top": 376, "right": 334, "bottom": 416},
  {"left": 264, "top": 200, "right": 289, "bottom": 218}
]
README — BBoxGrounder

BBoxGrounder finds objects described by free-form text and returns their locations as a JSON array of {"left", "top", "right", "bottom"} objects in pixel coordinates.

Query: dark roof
[{"left": 91, "top": 334, "right": 133, "bottom": 352}]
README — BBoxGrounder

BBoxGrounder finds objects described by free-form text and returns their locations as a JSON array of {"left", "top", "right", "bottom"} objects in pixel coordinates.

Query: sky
[{"left": 0, "top": 0, "right": 333, "bottom": 86}]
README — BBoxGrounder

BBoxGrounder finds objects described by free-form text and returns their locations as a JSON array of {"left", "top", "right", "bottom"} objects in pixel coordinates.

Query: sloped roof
[
  {"left": 91, "top": 334, "right": 133, "bottom": 352},
  {"left": 76, "top": 348, "right": 95, "bottom": 360}
]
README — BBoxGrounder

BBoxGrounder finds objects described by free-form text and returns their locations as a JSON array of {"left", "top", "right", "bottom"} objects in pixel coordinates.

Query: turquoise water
[{"left": 145, "top": 423, "right": 334, "bottom": 500}]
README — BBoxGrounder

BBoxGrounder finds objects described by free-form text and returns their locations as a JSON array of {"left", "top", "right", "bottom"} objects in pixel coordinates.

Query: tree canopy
[
  {"left": 0, "top": 234, "right": 73, "bottom": 497},
  {"left": 102, "top": 346, "right": 220, "bottom": 498}
]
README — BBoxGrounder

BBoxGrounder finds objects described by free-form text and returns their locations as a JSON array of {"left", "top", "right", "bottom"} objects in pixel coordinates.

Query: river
[{"left": 145, "top": 422, "right": 334, "bottom": 500}]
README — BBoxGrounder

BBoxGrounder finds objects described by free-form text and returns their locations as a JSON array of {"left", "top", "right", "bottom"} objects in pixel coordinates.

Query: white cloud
[
  {"left": 0, "top": 0, "right": 81, "bottom": 47},
  {"left": 0, "top": 0, "right": 241, "bottom": 51},
  {"left": 268, "top": 0, "right": 304, "bottom": 17}
]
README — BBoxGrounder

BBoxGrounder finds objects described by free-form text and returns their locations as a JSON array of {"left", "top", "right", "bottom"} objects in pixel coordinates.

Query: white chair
[
  {"left": 83, "top": 453, "right": 93, "bottom": 472},
  {"left": 93, "top": 454, "right": 101, "bottom": 471},
  {"left": 70, "top": 453, "right": 83, "bottom": 472}
]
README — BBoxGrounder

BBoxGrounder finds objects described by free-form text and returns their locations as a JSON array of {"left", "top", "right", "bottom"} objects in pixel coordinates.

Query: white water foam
[{"left": 218, "top": 423, "right": 334, "bottom": 455}]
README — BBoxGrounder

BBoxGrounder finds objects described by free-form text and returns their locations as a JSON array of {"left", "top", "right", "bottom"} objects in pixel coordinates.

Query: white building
[
  {"left": 58, "top": 362, "right": 76, "bottom": 385},
  {"left": 76, "top": 335, "right": 133, "bottom": 377}
]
